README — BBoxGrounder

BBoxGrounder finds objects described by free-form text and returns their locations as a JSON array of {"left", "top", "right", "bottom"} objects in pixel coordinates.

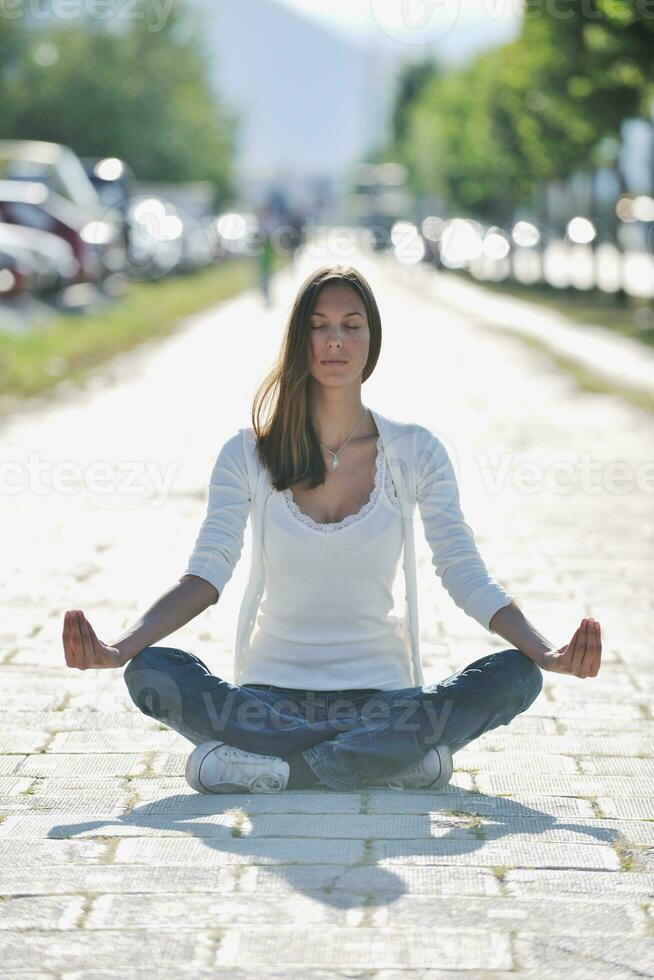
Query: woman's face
[{"left": 306, "top": 283, "right": 370, "bottom": 387}]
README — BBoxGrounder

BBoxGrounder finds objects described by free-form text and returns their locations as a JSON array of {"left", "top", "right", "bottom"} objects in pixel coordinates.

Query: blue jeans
[{"left": 123, "top": 647, "right": 543, "bottom": 791}]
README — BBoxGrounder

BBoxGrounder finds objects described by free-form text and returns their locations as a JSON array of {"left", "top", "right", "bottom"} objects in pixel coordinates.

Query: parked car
[
  {"left": 0, "top": 246, "right": 35, "bottom": 297},
  {"left": 0, "top": 180, "right": 125, "bottom": 285},
  {"left": 0, "top": 139, "right": 101, "bottom": 212},
  {"left": 0, "top": 221, "right": 78, "bottom": 293}
]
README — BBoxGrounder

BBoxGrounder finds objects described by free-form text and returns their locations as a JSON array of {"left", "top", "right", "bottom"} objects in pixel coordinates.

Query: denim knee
[
  {"left": 123, "top": 646, "right": 161, "bottom": 686},
  {"left": 506, "top": 648, "right": 543, "bottom": 708},
  {"left": 123, "top": 646, "right": 189, "bottom": 721}
]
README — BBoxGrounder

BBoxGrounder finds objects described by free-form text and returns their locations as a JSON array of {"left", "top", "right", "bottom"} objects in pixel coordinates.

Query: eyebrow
[{"left": 311, "top": 311, "right": 364, "bottom": 318}]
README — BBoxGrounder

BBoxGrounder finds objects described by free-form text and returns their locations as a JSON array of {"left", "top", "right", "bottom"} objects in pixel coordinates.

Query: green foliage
[
  {"left": 396, "top": 0, "right": 654, "bottom": 219},
  {"left": 0, "top": 0, "right": 235, "bottom": 198},
  {"left": 390, "top": 57, "right": 442, "bottom": 146}
]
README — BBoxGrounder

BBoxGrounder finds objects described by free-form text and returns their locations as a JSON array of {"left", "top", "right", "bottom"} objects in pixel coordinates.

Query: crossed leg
[
  {"left": 301, "top": 649, "right": 544, "bottom": 790},
  {"left": 123, "top": 646, "right": 543, "bottom": 792}
]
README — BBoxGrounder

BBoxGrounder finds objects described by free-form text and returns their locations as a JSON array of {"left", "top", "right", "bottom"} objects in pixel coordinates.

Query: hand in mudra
[
  {"left": 539, "top": 618, "right": 602, "bottom": 678},
  {"left": 62, "top": 610, "right": 125, "bottom": 669}
]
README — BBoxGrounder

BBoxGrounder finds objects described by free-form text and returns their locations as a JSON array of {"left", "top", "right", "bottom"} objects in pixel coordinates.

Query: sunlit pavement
[
  {"left": 388, "top": 253, "right": 654, "bottom": 398},
  {"left": 1, "top": 241, "right": 653, "bottom": 976}
]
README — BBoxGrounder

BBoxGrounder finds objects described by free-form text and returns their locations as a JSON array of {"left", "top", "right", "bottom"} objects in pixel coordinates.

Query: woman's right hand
[{"left": 62, "top": 610, "right": 127, "bottom": 669}]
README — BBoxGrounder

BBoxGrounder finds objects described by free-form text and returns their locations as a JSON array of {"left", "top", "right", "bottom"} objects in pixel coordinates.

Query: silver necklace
[{"left": 319, "top": 405, "right": 368, "bottom": 471}]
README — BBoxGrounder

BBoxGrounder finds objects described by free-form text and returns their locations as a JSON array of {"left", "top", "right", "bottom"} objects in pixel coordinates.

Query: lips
[{"left": 321, "top": 359, "right": 347, "bottom": 364}]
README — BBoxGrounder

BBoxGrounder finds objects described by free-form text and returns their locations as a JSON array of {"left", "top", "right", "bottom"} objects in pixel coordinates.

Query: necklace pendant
[{"left": 331, "top": 456, "right": 339, "bottom": 470}]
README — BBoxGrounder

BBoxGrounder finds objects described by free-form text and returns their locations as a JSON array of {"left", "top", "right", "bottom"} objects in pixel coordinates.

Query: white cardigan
[{"left": 184, "top": 406, "right": 514, "bottom": 687}]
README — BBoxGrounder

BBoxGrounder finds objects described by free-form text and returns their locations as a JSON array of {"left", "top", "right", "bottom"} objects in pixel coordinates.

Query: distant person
[
  {"left": 285, "top": 208, "right": 305, "bottom": 267},
  {"left": 256, "top": 205, "right": 276, "bottom": 308}
]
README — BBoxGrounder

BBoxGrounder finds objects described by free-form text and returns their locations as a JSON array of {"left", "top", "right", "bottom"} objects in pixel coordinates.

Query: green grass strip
[{"left": 0, "top": 255, "right": 268, "bottom": 407}]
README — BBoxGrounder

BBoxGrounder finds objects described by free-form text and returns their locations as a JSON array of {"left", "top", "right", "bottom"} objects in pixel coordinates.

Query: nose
[{"left": 326, "top": 327, "right": 345, "bottom": 344}]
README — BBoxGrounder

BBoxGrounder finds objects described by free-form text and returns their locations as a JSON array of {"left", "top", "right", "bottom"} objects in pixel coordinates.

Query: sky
[{"left": 272, "top": 0, "right": 523, "bottom": 58}]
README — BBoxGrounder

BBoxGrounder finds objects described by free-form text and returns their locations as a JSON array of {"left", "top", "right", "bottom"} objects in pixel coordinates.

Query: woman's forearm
[
  {"left": 110, "top": 575, "right": 218, "bottom": 665},
  {"left": 489, "top": 600, "right": 556, "bottom": 666}
]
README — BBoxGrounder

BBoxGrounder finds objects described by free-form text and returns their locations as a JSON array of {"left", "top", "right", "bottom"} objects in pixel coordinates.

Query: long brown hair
[{"left": 251, "top": 264, "right": 382, "bottom": 492}]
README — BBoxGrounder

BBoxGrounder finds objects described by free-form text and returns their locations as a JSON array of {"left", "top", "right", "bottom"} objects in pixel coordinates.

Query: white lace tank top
[{"left": 240, "top": 436, "right": 413, "bottom": 691}]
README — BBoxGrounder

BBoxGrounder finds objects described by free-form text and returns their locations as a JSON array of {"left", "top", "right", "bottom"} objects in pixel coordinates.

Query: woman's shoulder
[
  {"left": 375, "top": 410, "right": 444, "bottom": 456},
  {"left": 210, "top": 428, "right": 257, "bottom": 474}
]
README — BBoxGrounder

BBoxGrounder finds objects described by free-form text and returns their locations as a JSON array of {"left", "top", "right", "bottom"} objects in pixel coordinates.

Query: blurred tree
[
  {"left": 501, "top": 0, "right": 653, "bottom": 184},
  {"left": 0, "top": 0, "right": 237, "bottom": 200},
  {"left": 396, "top": 0, "right": 654, "bottom": 221},
  {"left": 390, "top": 57, "right": 441, "bottom": 146},
  {"left": 0, "top": 10, "right": 30, "bottom": 100}
]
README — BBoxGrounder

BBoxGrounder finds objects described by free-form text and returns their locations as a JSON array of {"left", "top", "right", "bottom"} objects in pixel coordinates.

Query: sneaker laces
[
  {"left": 221, "top": 746, "right": 280, "bottom": 764},
  {"left": 197, "top": 743, "right": 286, "bottom": 792}
]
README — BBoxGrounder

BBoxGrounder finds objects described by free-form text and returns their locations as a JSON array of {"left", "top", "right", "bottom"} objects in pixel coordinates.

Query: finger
[
  {"left": 79, "top": 612, "right": 96, "bottom": 670},
  {"left": 579, "top": 620, "right": 599, "bottom": 678},
  {"left": 570, "top": 620, "right": 590, "bottom": 675},
  {"left": 63, "top": 611, "right": 74, "bottom": 668},
  {"left": 74, "top": 611, "right": 91, "bottom": 670},
  {"left": 560, "top": 626, "right": 581, "bottom": 672},
  {"left": 67, "top": 610, "right": 83, "bottom": 669},
  {"left": 588, "top": 623, "right": 602, "bottom": 676},
  {"left": 81, "top": 615, "right": 102, "bottom": 669}
]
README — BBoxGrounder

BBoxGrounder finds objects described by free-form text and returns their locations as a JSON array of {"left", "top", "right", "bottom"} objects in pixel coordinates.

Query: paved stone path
[{"left": 1, "top": 241, "right": 653, "bottom": 977}]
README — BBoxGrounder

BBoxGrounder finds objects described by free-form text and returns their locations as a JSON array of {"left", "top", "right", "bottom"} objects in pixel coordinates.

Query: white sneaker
[
  {"left": 185, "top": 740, "right": 290, "bottom": 794},
  {"left": 369, "top": 745, "right": 453, "bottom": 791}
]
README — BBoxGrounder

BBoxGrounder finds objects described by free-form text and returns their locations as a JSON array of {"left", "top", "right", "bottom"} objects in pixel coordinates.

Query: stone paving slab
[
  {"left": 0, "top": 796, "right": 130, "bottom": 816},
  {"left": 47, "top": 730, "right": 184, "bottom": 753},
  {"left": 0, "top": 754, "right": 27, "bottom": 775},
  {"left": 113, "top": 836, "right": 366, "bottom": 865},
  {"left": 0, "top": 894, "right": 86, "bottom": 930},
  {"left": 0, "top": 710, "right": 162, "bottom": 731},
  {"left": 513, "top": 933, "right": 654, "bottom": 977},
  {"left": 366, "top": 790, "right": 598, "bottom": 819},
  {"left": 0, "top": 970, "right": 527, "bottom": 980},
  {"left": 596, "top": 796, "right": 654, "bottom": 819},
  {"left": 0, "top": 776, "right": 33, "bottom": 794},
  {"left": 465, "top": 733, "right": 654, "bottom": 756},
  {"left": 22, "top": 887, "right": 642, "bottom": 942},
  {"left": 578, "top": 756, "right": 654, "bottom": 776},
  {"left": 129, "top": 782, "right": 363, "bottom": 813},
  {"left": 504, "top": 867, "right": 654, "bottom": 899},
  {"left": 5, "top": 810, "right": 652, "bottom": 853},
  {"left": 0, "top": 931, "right": 214, "bottom": 974},
  {"left": 213, "top": 926, "right": 514, "bottom": 970},
  {"left": 0, "top": 811, "right": 475, "bottom": 841},
  {"left": 0, "top": 864, "right": 246, "bottom": 897},
  {"left": 249, "top": 863, "right": 503, "bottom": 897},
  {"left": 475, "top": 772, "right": 654, "bottom": 797},
  {"left": 0, "top": 838, "right": 108, "bottom": 866},
  {"left": 371, "top": 839, "right": 619, "bottom": 870},
  {"left": 453, "top": 749, "right": 579, "bottom": 773},
  {"left": 559, "top": 717, "right": 654, "bottom": 734},
  {"left": 13, "top": 753, "right": 151, "bottom": 778},
  {"left": 533, "top": 700, "right": 647, "bottom": 721},
  {"left": 0, "top": 731, "right": 51, "bottom": 753},
  {"left": 340, "top": 894, "right": 648, "bottom": 934}
]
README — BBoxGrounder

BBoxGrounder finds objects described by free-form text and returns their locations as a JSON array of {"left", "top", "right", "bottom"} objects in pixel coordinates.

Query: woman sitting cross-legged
[{"left": 62, "top": 264, "right": 602, "bottom": 794}]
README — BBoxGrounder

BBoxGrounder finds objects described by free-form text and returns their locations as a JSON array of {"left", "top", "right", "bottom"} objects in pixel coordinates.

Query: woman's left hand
[{"left": 538, "top": 618, "right": 602, "bottom": 678}]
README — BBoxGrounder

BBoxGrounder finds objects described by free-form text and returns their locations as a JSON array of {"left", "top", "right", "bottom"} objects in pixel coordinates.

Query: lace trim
[
  {"left": 384, "top": 460, "right": 400, "bottom": 510},
  {"left": 283, "top": 435, "right": 392, "bottom": 534}
]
